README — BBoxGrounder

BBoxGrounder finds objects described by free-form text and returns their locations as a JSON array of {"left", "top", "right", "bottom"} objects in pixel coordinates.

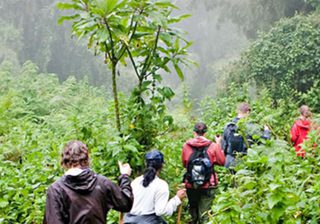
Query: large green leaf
[
  {"left": 57, "top": 14, "right": 80, "bottom": 25},
  {"left": 173, "top": 63, "right": 184, "bottom": 81}
]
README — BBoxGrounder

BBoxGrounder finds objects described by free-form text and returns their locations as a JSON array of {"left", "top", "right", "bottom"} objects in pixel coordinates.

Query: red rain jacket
[
  {"left": 182, "top": 136, "right": 225, "bottom": 189},
  {"left": 290, "top": 119, "right": 311, "bottom": 157}
]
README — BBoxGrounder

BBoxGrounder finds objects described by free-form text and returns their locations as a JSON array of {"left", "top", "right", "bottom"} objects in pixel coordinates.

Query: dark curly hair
[{"left": 61, "top": 140, "right": 89, "bottom": 169}]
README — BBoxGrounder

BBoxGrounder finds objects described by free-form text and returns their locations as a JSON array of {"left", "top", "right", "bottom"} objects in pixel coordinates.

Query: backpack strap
[
  {"left": 187, "top": 144, "right": 210, "bottom": 173},
  {"left": 190, "top": 145, "right": 210, "bottom": 157},
  {"left": 225, "top": 122, "right": 238, "bottom": 155}
]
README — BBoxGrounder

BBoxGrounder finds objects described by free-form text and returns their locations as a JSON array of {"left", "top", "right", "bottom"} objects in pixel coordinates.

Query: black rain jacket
[{"left": 43, "top": 169, "right": 133, "bottom": 224}]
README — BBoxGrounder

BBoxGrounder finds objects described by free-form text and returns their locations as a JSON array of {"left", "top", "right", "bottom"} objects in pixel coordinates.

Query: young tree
[{"left": 58, "top": 0, "right": 193, "bottom": 134}]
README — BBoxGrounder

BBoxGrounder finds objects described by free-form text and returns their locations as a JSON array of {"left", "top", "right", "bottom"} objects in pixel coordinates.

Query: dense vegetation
[
  {"left": 1, "top": 60, "right": 319, "bottom": 223},
  {"left": 227, "top": 13, "right": 320, "bottom": 108},
  {"left": 1, "top": 0, "right": 320, "bottom": 224},
  {"left": 0, "top": 61, "right": 113, "bottom": 223}
]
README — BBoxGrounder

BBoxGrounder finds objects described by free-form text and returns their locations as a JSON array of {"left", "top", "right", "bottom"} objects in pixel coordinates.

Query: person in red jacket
[
  {"left": 182, "top": 122, "right": 225, "bottom": 224},
  {"left": 290, "top": 105, "right": 313, "bottom": 157}
]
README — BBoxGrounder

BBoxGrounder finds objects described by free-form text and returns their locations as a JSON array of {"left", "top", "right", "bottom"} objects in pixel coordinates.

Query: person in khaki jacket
[{"left": 43, "top": 140, "right": 133, "bottom": 224}]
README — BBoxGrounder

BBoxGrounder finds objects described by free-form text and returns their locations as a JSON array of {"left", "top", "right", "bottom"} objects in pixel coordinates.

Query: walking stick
[
  {"left": 177, "top": 204, "right": 182, "bottom": 224},
  {"left": 176, "top": 182, "right": 186, "bottom": 224},
  {"left": 119, "top": 212, "right": 124, "bottom": 224}
]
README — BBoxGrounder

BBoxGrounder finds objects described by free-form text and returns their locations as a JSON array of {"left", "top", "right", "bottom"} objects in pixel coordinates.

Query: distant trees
[
  {"left": 190, "top": 0, "right": 315, "bottom": 38},
  {"left": 0, "top": 0, "right": 109, "bottom": 84},
  {"left": 227, "top": 13, "right": 320, "bottom": 109}
]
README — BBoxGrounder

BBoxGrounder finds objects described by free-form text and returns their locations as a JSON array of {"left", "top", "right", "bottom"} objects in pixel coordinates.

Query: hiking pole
[
  {"left": 176, "top": 183, "right": 186, "bottom": 224},
  {"left": 177, "top": 204, "right": 182, "bottom": 224},
  {"left": 118, "top": 213, "right": 123, "bottom": 224}
]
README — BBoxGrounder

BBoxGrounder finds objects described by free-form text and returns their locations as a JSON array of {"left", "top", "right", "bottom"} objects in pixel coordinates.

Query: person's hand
[
  {"left": 215, "top": 135, "right": 222, "bottom": 144},
  {"left": 176, "top": 188, "right": 186, "bottom": 200},
  {"left": 118, "top": 161, "right": 132, "bottom": 176}
]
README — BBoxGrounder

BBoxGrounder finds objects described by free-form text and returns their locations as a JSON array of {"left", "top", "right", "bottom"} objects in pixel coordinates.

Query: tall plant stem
[{"left": 111, "top": 62, "right": 121, "bottom": 133}]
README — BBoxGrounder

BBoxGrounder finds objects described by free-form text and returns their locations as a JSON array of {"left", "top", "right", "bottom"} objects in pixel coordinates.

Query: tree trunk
[{"left": 112, "top": 63, "right": 121, "bottom": 133}]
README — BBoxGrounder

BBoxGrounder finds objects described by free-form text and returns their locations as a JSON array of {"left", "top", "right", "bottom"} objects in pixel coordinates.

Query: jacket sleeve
[
  {"left": 43, "top": 185, "right": 65, "bottom": 224},
  {"left": 222, "top": 125, "right": 229, "bottom": 154},
  {"left": 212, "top": 143, "right": 225, "bottom": 166},
  {"left": 290, "top": 123, "right": 299, "bottom": 145},
  {"left": 154, "top": 181, "right": 181, "bottom": 216},
  {"left": 104, "top": 174, "right": 133, "bottom": 212},
  {"left": 181, "top": 143, "right": 188, "bottom": 168}
]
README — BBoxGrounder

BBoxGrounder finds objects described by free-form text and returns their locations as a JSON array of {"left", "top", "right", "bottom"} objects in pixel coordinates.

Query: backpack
[
  {"left": 185, "top": 144, "right": 215, "bottom": 188},
  {"left": 224, "top": 122, "right": 246, "bottom": 155}
]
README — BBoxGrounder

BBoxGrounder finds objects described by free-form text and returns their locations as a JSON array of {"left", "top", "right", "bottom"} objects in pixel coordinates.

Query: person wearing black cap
[
  {"left": 182, "top": 122, "right": 225, "bottom": 224},
  {"left": 124, "top": 150, "right": 186, "bottom": 224}
]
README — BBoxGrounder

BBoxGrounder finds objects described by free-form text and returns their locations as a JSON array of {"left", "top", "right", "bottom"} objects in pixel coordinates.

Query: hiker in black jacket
[
  {"left": 222, "top": 102, "right": 271, "bottom": 169},
  {"left": 43, "top": 140, "right": 133, "bottom": 224}
]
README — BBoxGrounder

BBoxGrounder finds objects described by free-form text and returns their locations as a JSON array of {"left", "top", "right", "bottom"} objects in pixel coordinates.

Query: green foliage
[
  {"left": 0, "top": 61, "right": 117, "bottom": 223},
  {"left": 0, "top": 60, "right": 319, "bottom": 223},
  {"left": 298, "top": 80, "right": 320, "bottom": 111},
  {"left": 229, "top": 13, "right": 320, "bottom": 103},
  {"left": 0, "top": 60, "right": 189, "bottom": 223},
  {"left": 209, "top": 133, "right": 320, "bottom": 223},
  {"left": 305, "top": 0, "right": 320, "bottom": 9},
  {"left": 199, "top": 87, "right": 320, "bottom": 224},
  {"left": 198, "top": 83, "right": 298, "bottom": 140},
  {"left": 58, "top": 0, "right": 193, "bottom": 134},
  {"left": 121, "top": 85, "right": 174, "bottom": 149}
]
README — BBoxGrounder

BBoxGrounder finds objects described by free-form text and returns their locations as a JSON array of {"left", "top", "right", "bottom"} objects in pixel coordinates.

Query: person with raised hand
[{"left": 43, "top": 140, "right": 133, "bottom": 224}]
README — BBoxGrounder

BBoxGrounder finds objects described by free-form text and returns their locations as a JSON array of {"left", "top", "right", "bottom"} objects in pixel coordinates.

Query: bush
[{"left": 228, "top": 13, "right": 320, "bottom": 104}]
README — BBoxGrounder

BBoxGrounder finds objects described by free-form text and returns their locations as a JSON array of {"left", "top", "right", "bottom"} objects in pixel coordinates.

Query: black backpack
[
  {"left": 185, "top": 144, "right": 216, "bottom": 188},
  {"left": 224, "top": 122, "right": 246, "bottom": 155}
]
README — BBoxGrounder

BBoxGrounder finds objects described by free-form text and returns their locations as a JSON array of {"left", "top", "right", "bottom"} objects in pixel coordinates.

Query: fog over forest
[{"left": 0, "top": 0, "right": 313, "bottom": 102}]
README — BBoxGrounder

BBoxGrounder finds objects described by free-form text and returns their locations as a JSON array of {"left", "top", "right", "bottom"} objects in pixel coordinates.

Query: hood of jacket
[
  {"left": 186, "top": 136, "right": 212, "bottom": 148},
  {"left": 295, "top": 119, "right": 311, "bottom": 130},
  {"left": 62, "top": 169, "right": 98, "bottom": 194}
]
